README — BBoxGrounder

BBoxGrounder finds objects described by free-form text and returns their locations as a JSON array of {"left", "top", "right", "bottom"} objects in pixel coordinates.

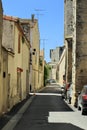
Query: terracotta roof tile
[{"left": 3, "top": 15, "right": 18, "bottom": 22}]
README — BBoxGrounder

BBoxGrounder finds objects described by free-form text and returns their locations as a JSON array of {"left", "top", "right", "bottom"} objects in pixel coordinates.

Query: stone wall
[
  {"left": 76, "top": 0, "right": 87, "bottom": 91},
  {"left": 64, "top": 0, "right": 73, "bottom": 37},
  {"left": 72, "top": 0, "right": 87, "bottom": 105},
  {"left": 64, "top": 0, "right": 73, "bottom": 83}
]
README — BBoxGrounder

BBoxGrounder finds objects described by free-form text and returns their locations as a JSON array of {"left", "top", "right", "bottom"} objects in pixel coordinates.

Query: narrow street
[{"left": 11, "top": 86, "right": 85, "bottom": 130}]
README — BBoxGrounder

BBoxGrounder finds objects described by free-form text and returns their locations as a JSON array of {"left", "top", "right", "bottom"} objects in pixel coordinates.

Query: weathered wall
[
  {"left": 50, "top": 47, "right": 64, "bottom": 63},
  {"left": 64, "top": 0, "right": 73, "bottom": 83},
  {"left": 0, "top": 0, "right": 3, "bottom": 115},
  {"left": 76, "top": 0, "right": 87, "bottom": 90},
  {"left": 0, "top": 0, "right": 3, "bottom": 54},
  {"left": 2, "top": 47, "right": 8, "bottom": 113},
  {"left": 2, "top": 18, "right": 30, "bottom": 112},
  {"left": 8, "top": 52, "right": 15, "bottom": 109},
  {"left": 22, "top": 37, "right": 30, "bottom": 98},
  {"left": 64, "top": 0, "right": 73, "bottom": 37},
  {"left": 2, "top": 20, "right": 14, "bottom": 51},
  {"left": 32, "top": 21, "right": 40, "bottom": 91},
  {"left": 58, "top": 48, "right": 66, "bottom": 86},
  {"left": 72, "top": 0, "right": 87, "bottom": 105},
  {"left": 39, "top": 51, "right": 44, "bottom": 89}
]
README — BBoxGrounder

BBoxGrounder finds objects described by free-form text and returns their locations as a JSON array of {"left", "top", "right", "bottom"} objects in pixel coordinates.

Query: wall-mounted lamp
[
  {"left": 33, "top": 49, "right": 36, "bottom": 52},
  {"left": 32, "top": 49, "right": 36, "bottom": 55}
]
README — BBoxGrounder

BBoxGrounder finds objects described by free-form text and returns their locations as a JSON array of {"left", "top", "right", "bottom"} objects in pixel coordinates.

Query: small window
[
  {"left": 3, "top": 72, "right": 6, "bottom": 78},
  {"left": 18, "top": 34, "right": 21, "bottom": 53}
]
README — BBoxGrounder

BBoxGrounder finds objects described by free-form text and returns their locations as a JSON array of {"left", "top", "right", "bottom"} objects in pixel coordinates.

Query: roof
[
  {"left": 3, "top": 15, "right": 18, "bottom": 22},
  {"left": 3, "top": 15, "right": 31, "bottom": 47},
  {"left": 19, "top": 18, "right": 38, "bottom": 28}
]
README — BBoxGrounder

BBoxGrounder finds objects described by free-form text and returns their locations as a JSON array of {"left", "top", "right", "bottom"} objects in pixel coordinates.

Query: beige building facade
[
  {"left": 20, "top": 17, "right": 40, "bottom": 92},
  {"left": 58, "top": 48, "right": 66, "bottom": 86},
  {"left": 0, "top": 0, "right": 3, "bottom": 115},
  {"left": 39, "top": 50, "right": 44, "bottom": 89},
  {"left": 31, "top": 20, "right": 40, "bottom": 91},
  {"left": 2, "top": 15, "right": 30, "bottom": 111},
  {"left": 2, "top": 47, "right": 8, "bottom": 113}
]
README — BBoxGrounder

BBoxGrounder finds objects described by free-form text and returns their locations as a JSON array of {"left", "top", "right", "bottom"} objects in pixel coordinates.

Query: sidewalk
[{"left": 0, "top": 95, "right": 35, "bottom": 130}]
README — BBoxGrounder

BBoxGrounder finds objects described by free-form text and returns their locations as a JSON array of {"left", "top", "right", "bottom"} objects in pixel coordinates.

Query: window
[{"left": 18, "top": 34, "right": 21, "bottom": 53}]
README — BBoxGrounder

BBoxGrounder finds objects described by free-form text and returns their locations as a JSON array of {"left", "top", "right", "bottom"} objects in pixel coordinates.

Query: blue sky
[{"left": 2, "top": 0, "right": 64, "bottom": 62}]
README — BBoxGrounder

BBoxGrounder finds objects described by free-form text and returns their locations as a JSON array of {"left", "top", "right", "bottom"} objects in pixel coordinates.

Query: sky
[{"left": 2, "top": 0, "right": 64, "bottom": 62}]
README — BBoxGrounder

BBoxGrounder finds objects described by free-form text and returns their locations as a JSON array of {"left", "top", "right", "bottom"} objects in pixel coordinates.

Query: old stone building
[
  {"left": 20, "top": 16, "right": 41, "bottom": 92},
  {"left": 2, "top": 15, "right": 30, "bottom": 111},
  {"left": 50, "top": 47, "right": 64, "bottom": 63},
  {"left": 0, "top": 0, "right": 3, "bottom": 53},
  {"left": 2, "top": 47, "right": 8, "bottom": 113},
  {"left": 64, "top": 0, "right": 87, "bottom": 105},
  {"left": 64, "top": 0, "right": 73, "bottom": 83},
  {"left": 49, "top": 46, "right": 64, "bottom": 81},
  {"left": 72, "top": 0, "right": 87, "bottom": 105},
  {"left": 0, "top": 0, "right": 3, "bottom": 115}
]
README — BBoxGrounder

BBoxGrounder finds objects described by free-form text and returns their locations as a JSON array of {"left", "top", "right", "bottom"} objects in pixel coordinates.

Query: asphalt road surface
[{"left": 13, "top": 86, "right": 84, "bottom": 130}]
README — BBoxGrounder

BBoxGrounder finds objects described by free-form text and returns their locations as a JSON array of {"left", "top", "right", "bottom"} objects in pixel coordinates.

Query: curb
[
  {"left": 64, "top": 99, "right": 77, "bottom": 112},
  {"left": 1, "top": 95, "right": 35, "bottom": 130}
]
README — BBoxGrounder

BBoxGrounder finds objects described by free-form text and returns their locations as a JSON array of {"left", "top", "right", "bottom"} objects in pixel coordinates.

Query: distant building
[
  {"left": 48, "top": 62, "right": 57, "bottom": 80},
  {"left": 49, "top": 46, "right": 64, "bottom": 81},
  {"left": 50, "top": 47, "right": 64, "bottom": 63}
]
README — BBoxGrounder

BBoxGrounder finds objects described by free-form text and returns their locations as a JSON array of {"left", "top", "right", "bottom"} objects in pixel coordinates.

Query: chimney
[{"left": 31, "top": 14, "right": 34, "bottom": 22}]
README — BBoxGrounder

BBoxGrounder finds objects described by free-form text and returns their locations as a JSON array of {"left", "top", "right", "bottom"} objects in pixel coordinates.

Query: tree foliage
[{"left": 44, "top": 64, "right": 51, "bottom": 86}]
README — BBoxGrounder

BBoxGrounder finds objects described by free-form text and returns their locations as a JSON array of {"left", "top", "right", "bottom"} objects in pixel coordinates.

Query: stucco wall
[
  {"left": 2, "top": 48, "right": 8, "bottom": 113},
  {"left": 32, "top": 21, "right": 40, "bottom": 91},
  {"left": 0, "top": 0, "right": 3, "bottom": 115},
  {"left": 22, "top": 38, "right": 30, "bottom": 98},
  {"left": 2, "top": 19, "right": 30, "bottom": 112},
  {"left": 58, "top": 48, "right": 66, "bottom": 86},
  {"left": 2, "top": 20, "right": 14, "bottom": 51}
]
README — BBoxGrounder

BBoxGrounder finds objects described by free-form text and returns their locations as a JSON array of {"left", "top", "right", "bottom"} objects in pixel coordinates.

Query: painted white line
[
  {"left": 48, "top": 112, "right": 87, "bottom": 130},
  {"left": 29, "top": 93, "right": 61, "bottom": 96}
]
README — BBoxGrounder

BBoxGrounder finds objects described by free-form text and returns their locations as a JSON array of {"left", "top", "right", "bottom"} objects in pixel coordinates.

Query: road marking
[
  {"left": 48, "top": 112, "right": 87, "bottom": 130},
  {"left": 29, "top": 93, "right": 61, "bottom": 96}
]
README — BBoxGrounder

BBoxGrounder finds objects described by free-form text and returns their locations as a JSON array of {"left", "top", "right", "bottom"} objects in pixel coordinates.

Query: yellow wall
[
  {"left": 22, "top": 38, "right": 30, "bottom": 99},
  {"left": 32, "top": 21, "right": 40, "bottom": 91},
  {"left": 2, "top": 20, "right": 30, "bottom": 113},
  {"left": 58, "top": 48, "right": 66, "bottom": 86},
  {"left": 0, "top": 0, "right": 3, "bottom": 115}
]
